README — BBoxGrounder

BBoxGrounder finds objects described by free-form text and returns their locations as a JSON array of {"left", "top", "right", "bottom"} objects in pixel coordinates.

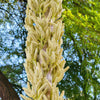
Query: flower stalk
[{"left": 21, "top": 0, "right": 69, "bottom": 100}]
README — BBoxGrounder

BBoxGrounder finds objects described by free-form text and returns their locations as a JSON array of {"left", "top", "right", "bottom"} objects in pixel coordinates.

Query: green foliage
[{"left": 57, "top": 0, "right": 100, "bottom": 99}]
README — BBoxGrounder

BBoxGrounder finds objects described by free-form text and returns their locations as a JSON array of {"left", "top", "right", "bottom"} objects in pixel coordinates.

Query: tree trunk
[{"left": 0, "top": 70, "right": 20, "bottom": 100}]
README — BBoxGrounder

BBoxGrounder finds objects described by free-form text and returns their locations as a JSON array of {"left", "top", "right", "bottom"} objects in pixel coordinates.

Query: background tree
[
  {"left": 0, "top": 0, "right": 27, "bottom": 99},
  {"left": 57, "top": 0, "right": 100, "bottom": 99}
]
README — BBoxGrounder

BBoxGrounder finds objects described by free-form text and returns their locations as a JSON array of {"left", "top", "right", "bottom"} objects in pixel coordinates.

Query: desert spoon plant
[{"left": 21, "top": 0, "right": 69, "bottom": 100}]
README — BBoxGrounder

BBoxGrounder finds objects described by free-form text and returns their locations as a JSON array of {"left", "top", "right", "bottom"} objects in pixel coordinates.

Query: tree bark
[{"left": 0, "top": 70, "right": 20, "bottom": 100}]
